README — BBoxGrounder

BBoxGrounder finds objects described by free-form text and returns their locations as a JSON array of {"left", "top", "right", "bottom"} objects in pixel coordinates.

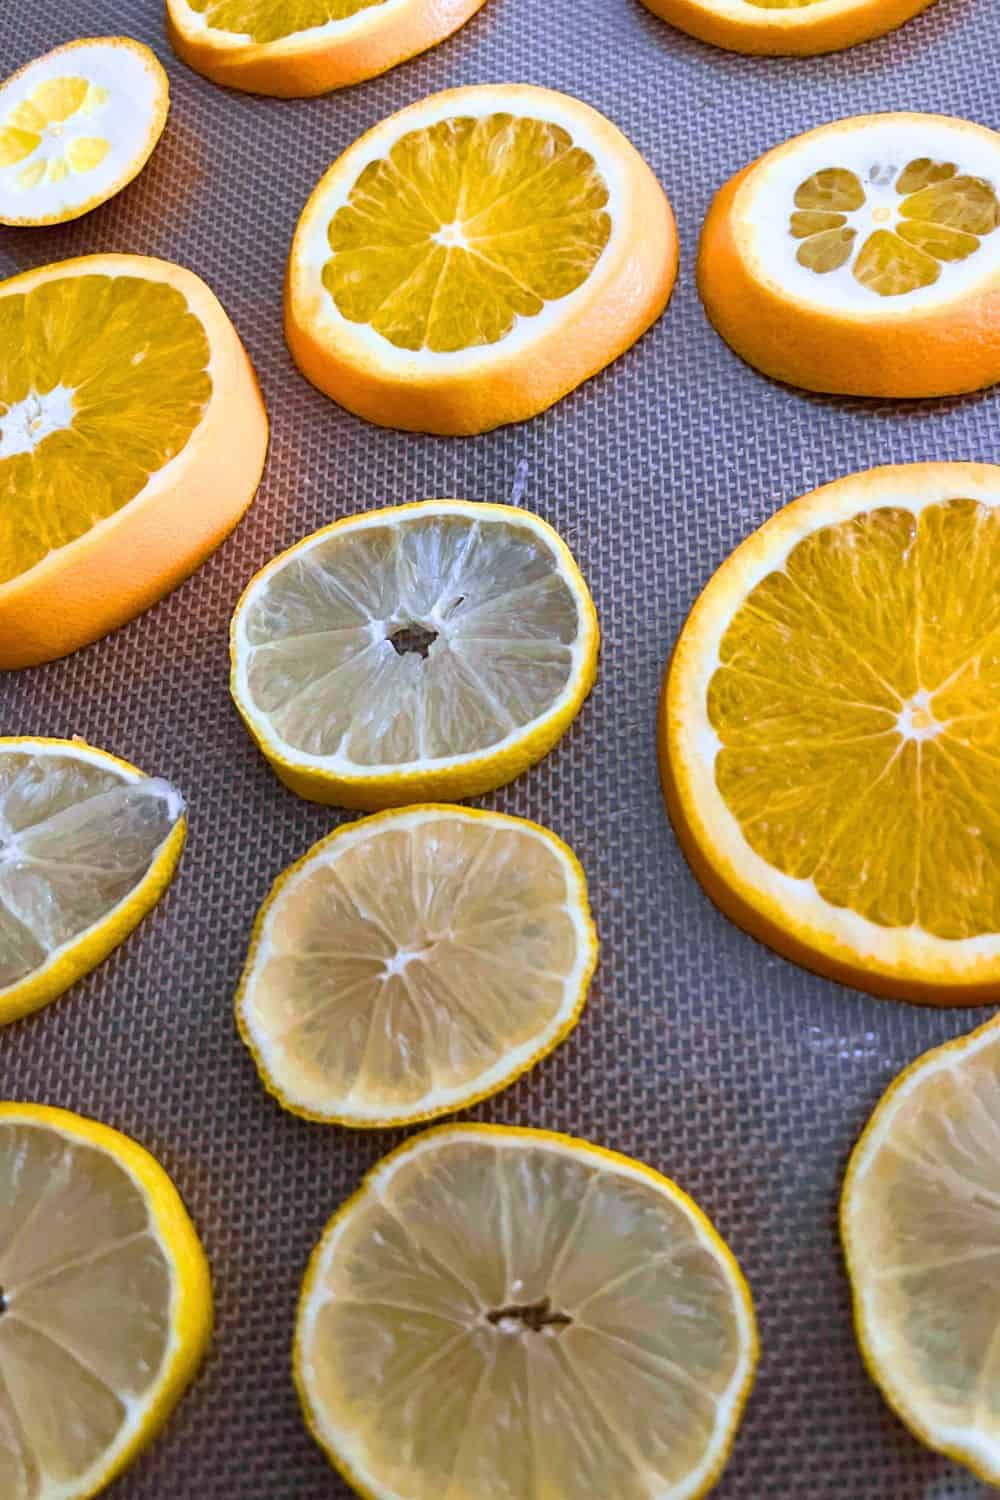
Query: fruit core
[
  {"left": 0, "top": 383, "right": 75, "bottom": 458},
  {"left": 486, "top": 1295, "right": 573, "bottom": 1333}
]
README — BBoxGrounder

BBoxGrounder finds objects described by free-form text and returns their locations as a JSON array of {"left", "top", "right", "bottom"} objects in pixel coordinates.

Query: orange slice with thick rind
[
  {"left": 660, "top": 461, "right": 1000, "bottom": 1004},
  {"left": 640, "top": 0, "right": 938, "bottom": 56},
  {"left": 698, "top": 113, "right": 1000, "bottom": 397}
]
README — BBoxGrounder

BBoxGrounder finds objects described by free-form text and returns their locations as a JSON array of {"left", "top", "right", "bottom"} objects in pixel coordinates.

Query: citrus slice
[
  {"left": 640, "top": 0, "right": 937, "bottom": 56},
  {"left": 660, "top": 461, "right": 1000, "bottom": 1003},
  {"left": 0, "top": 1101, "right": 212, "bottom": 1499},
  {"left": 0, "top": 738, "right": 185, "bottom": 1026},
  {"left": 230, "top": 500, "right": 599, "bottom": 808},
  {"left": 236, "top": 806, "right": 597, "bottom": 1125},
  {"left": 296, "top": 1124, "right": 758, "bottom": 1500},
  {"left": 841, "top": 1015, "right": 1000, "bottom": 1483},
  {"left": 698, "top": 113, "right": 1000, "bottom": 396},
  {"left": 166, "top": 0, "right": 490, "bottom": 98},
  {"left": 0, "top": 253, "right": 268, "bottom": 668},
  {"left": 0, "top": 38, "right": 169, "bottom": 227},
  {"left": 286, "top": 84, "right": 678, "bottom": 434}
]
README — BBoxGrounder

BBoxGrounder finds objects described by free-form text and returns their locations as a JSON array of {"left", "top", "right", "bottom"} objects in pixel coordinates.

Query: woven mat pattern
[{"left": 3, "top": 0, "right": 1000, "bottom": 1495}]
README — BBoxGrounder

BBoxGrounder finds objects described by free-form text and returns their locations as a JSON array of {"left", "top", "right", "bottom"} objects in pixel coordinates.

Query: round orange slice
[
  {"left": 0, "top": 38, "right": 169, "bottom": 226},
  {"left": 699, "top": 113, "right": 1000, "bottom": 397},
  {"left": 166, "top": 0, "right": 490, "bottom": 97},
  {"left": 640, "top": 0, "right": 937, "bottom": 56},
  {"left": 286, "top": 84, "right": 678, "bottom": 434},
  {"left": 661, "top": 461, "right": 1000, "bottom": 1004},
  {"left": 0, "top": 254, "right": 269, "bottom": 668}
]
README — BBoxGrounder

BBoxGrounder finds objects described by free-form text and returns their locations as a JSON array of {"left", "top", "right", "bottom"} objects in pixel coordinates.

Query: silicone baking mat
[{"left": 2, "top": 0, "right": 999, "bottom": 1495}]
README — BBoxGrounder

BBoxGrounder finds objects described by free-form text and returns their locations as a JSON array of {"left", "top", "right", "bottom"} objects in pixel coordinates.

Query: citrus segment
[
  {"left": 295, "top": 1125, "right": 758, "bottom": 1499},
  {"left": 236, "top": 807, "right": 597, "bottom": 1125},
  {"left": 841, "top": 1016, "right": 1000, "bottom": 1483},
  {"left": 230, "top": 501, "right": 599, "bottom": 808},
  {"left": 286, "top": 85, "right": 677, "bottom": 433},
  {"left": 0, "top": 254, "right": 268, "bottom": 668},
  {"left": 661, "top": 462, "right": 1000, "bottom": 1002},
  {"left": 0, "top": 1102, "right": 211, "bottom": 1500},
  {"left": 0, "top": 739, "right": 185, "bottom": 1025},
  {"left": 0, "top": 39, "right": 168, "bottom": 226},
  {"left": 166, "top": 0, "right": 490, "bottom": 97},
  {"left": 639, "top": 0, "right": 937, "bottom": 56},
  {"left": 698, "top": 114, "right": 1000, "bottom": 396}
]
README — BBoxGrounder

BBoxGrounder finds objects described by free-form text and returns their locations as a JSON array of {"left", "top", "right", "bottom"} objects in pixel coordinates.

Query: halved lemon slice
[
  {"left": 640, "top": 0, "right": 937, "bottom": 56},
  {"left": 699, "top": 113, "right": 1000, "bottom": 396},
  {"left": 0, "top": 738, "right": 185, "bottom": 1026},
  {"left": 0, "top": 253, "right": 268, "bottom": 668},
  {"left": 0, "top": 1101, "right": 212, "bottom": 1500},
  {"left": 166, "top": 0, "right": 490, "bottom": 98},
  {"left": 0, "top": 38, "right": 169, "bottom": 227},
  {"left": 286, "top": 84, "right": 678, "bottom": 433},
  {"left": 660, "top": 461, "right": 1000, "bottom": 1003},
  {"left": 230, "top": 500, "right": 599, "bottom": 808},
  {"left": 236, "top": 806, "right": 597, "bottom": 1125},
  {"left": 842, "top": 1016, "right": 1000, "bottom": 1484},
  {"left": 296, "top": 1124, "right": 758, "bottom": 1500}
]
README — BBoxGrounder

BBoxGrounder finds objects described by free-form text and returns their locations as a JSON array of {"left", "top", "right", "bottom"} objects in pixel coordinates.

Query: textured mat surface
[{"left": 2, "top": 0, "right": 1000, "bottom": 1495}]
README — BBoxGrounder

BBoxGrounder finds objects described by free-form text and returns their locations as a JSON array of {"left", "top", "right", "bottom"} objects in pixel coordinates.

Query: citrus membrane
[
  {"left": 230, "top": 501, "right": 598, "bottom": 807},
  {"left": 0, "top": 739, "right": 184, "bottom": 1024},
  {"left": 0, "top": 39, "right": 168, "bottom": 226},
  {"left": 296, "top": 1125, "right": 758, "bottom": 1500},
  {"left": 236, "top": 807, "right": 597, "bottom": 1125},
  {"left": 182, "top": 0, "right": 389, "bottom": 43},
  {"left": 0, "top": 1102, "right": 212, "bottom": 1500}
]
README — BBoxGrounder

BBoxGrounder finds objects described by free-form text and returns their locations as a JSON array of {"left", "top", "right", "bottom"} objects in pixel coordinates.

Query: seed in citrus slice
[
  {"left": 286, "top": 84, "right": 678, "bottom": 433},
  {"left": 296, "top": 1124, "right": 757, "bottom": 1500},
  {"left": 0, "top": 253, "right": 268, "bottom": 668},
  {"left": 841, "top": 1015, "right": 1000, "bottom": 1484},
  {"left": 698, "top": 113, "right": 1000, "bottom": 396},
  {"left": 236, "top": 806, "right": 597, "bottom": 1125},
  {"left": 166, "top": 0, "right": 490, "bottom": 97},
  {"left": 0, "top": 738, "right": 185, "bottom": 1026},
  {"left": 660, "top": 461, "right": 1000, "bottom": 1003},
  {"left": 0, "top": 38, "right": 169, "bottom": 226},
  {"left": 230, "top": 500, "right": 599, "bottom": 809},
  {"left": 0, "top": 1101, "right": 212, "bottom": 1500},
  {"left": 640, "top": 0, "right": 937, "bottom": 56}
]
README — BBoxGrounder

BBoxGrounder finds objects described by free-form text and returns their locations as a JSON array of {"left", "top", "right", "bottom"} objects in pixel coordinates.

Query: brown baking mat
[{"left": 2, "top": 0, "right": 999, "bottom": 1495}]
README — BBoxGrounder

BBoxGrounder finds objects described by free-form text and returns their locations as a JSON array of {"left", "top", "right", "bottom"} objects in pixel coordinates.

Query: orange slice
[
  {"left": 660, "top": 462, "right": 1000, "bottom": 1004},
  {"left": 286, "top": 84, "right": 677, "bottom": 434},
  {"left": 640, "top": 0, "right": 937, "bottom": 56},
  {"left": 698, "top": 113, "right": 1000, "bottom": 397},
  {"left": 0, "top": 38, "right": 169, "bottom": 226},
  {"left": 295, "top": 1124, "right": 758, "bottom": 1500},
  {"left": 165, "top": 0, "right": 490, "bottom": 97},
  {"left": 0, "top": 254, "right": 268, "bottom": 668}
]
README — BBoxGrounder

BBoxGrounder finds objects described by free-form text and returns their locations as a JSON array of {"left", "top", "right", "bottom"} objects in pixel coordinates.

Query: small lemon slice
[
  {"left": 0, "top": 1102, "right": 212, "bottom": 1500},
  {"left": 230, "top": 501, "right": 599, "bottom": 809},
  {"left": 698, "top": 113, "right": 1000, "bottom": 397},
  {"left": 296, "top": 1124, "right": 758, "bottom": 1500},
  {"left": 236, "top": 806, "right": 597, "bottom": 1126},
  {"left": 0, "top": 38, "right": 169, "bottom": 227},
  {"left": 0, "top": 738, "right": 185, "bottom": 1025},
  {"left": 842, "top": 1016, "right": 1000, "bottom": 1484},
  {"left": 640, "top": 0, "right": 937, "bottom": 57}
]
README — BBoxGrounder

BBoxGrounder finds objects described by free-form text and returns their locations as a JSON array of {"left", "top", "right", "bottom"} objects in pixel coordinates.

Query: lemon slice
[
  {"left": 698, "top": 113, "right": 1000, "bottom": 396},
  {"left": 841, "top": 1016, "right": 1000, "bottom": 1484},
  {"left": 296, "top": 1124, "right": 758, "bottom": 1500},
  {"left": 286, "top": 84, "right": 678, "bottom": 433},
  {"left": 230, "top": 500, "right": 599, "bottom": 808},
  {"left": 0, "top": 738, "right": 185, "bottom": 1025},
  {"left": 0, "top": 253, "right": 268, "bottom": 668},
  {"left": 166, "top": 0, "right": 490, "bottom": 98},
  {"left": 0, "top": 1101, "right": 212, "bottom": 1500},
  {"left": 236, "top": 807, "right": 597, "bottom": 1125},
  {"left": 0, "top": 38, "right": 169, "bottom": 227},
  {"left": 640, "top": 0, "right": 937, "bottom": 56},
  {"left": 661, "top": 461, "right": 1000, "bottom": 1003}
]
